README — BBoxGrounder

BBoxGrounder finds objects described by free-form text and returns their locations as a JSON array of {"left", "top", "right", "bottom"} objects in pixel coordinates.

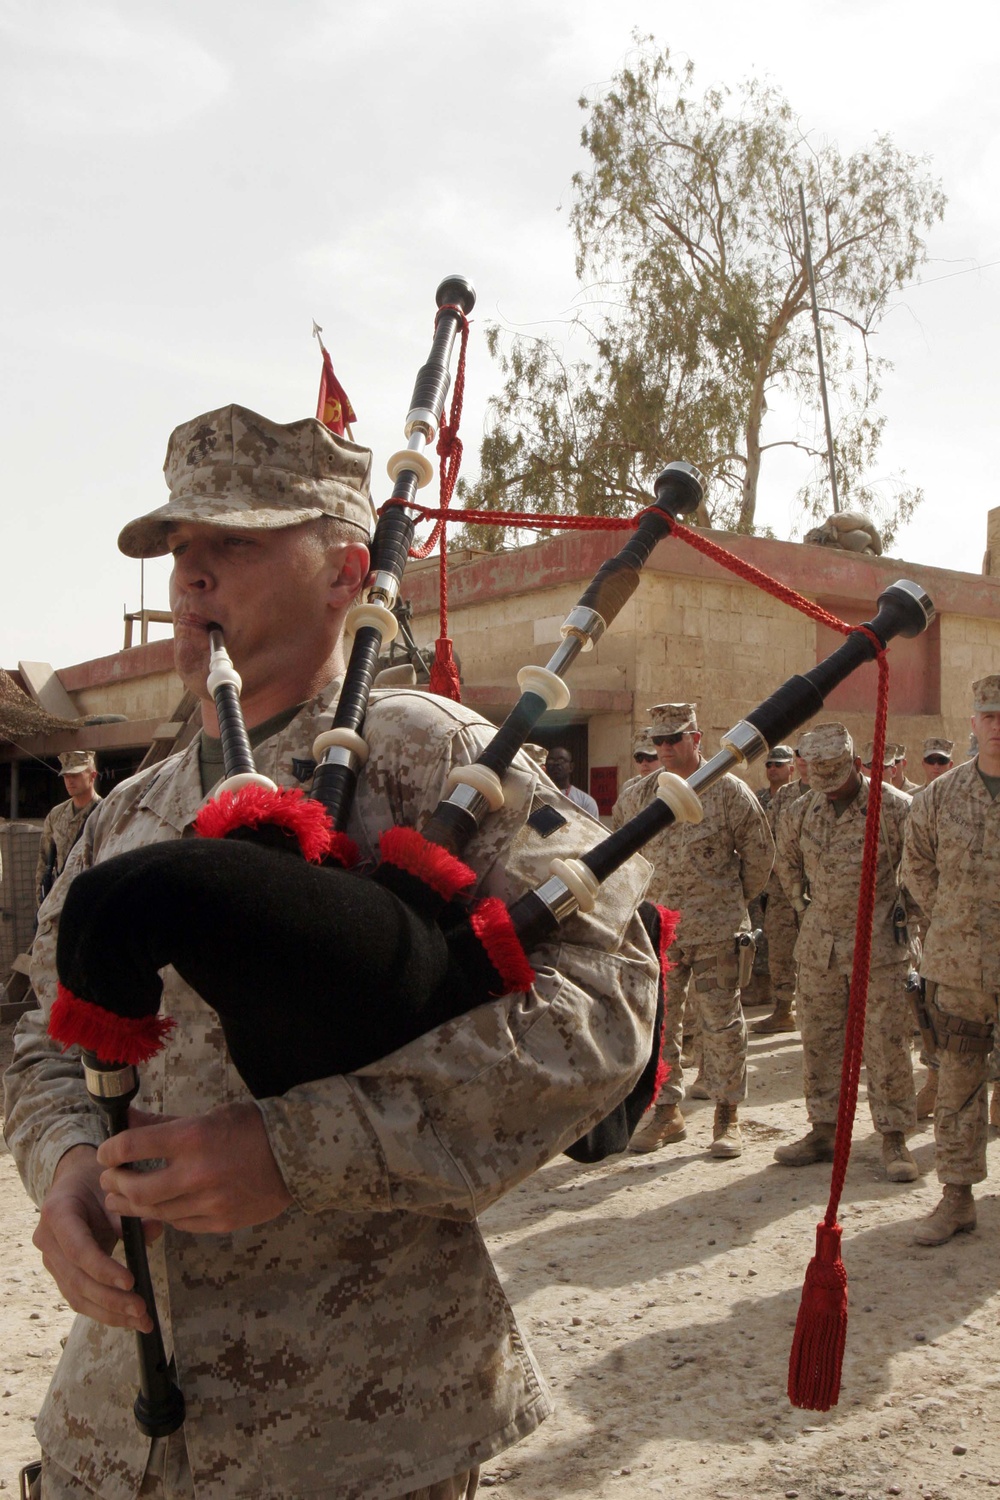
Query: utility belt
[
  {"left": 692, "top": 931, "right": 758, "bottom": 992},
  {"left": 907, "top": 975, "right": 998, "bottom": 1058}
]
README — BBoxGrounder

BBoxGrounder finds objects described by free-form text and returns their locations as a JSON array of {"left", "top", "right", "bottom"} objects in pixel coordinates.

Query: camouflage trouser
[
  {"left": 798, "top": 960, "right": 915, "bottom": 1134},
  {"left": 763, "top": 884, "right": 798, "bottom": 1001},
  {"left": 40, "top": 1447, "right": 479, "bottom": 1498},
  {"left": 657, "top": 941, "right": 747, "bottom": 1107},
  {"left": 932, "top": 985, "right": 1000, "bottom": 1185}
]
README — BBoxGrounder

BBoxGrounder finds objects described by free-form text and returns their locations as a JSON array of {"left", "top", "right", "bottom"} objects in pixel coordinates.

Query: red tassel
[
  {"left": 428, "top": 638, "right": 462, "bottom": 702},
  {"left": 194, "top": 784, "right": 336, "bottom": 863},
  {"left": 469, "top": 896, "right": 536, "bottom": 994},
  {"left": 49, "top": 983, "right": 175, "bottom": 1066},
  {"left": 378, "top": 825, "right": 476, "bottom": 900},
  {"left": 787, "top": 1222, "right": 848, "bottom": 1411}
]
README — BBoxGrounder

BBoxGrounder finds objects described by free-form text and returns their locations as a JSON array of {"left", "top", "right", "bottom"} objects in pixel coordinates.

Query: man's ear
[{"left": 329, "top": 542, "right": 370, "bottom": 606}]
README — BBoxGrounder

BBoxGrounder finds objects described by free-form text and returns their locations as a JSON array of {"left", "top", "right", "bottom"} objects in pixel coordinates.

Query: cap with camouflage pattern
[
  {"left": 118, "top": 404, "right": 374, "bottom": 559},
  {"left": 973, "top": 674, "right": 1000, "bottom": 713},
  {"left": 646, "top": 703, "right": 697, "bottom": 735},
  {"left": 798, "top": 722, "right": 855, "bottom": 793},
  {"left": 860, "top": 740, "right": 894, "bottom": 768},
  {"left": 764, "top": 744, "right": 794, "bottom": 764},
  {"left": 922, "top": 737, "right": 954, "bottom": 760},
  {"left": 891, "top": 743, "right": 907, "bottom": 763},
  {"left": 632, "top": 729, "right": 657, "bottom": 757},
  {"left": 58, "top": 751, "right": 96, "bottom": 776}
]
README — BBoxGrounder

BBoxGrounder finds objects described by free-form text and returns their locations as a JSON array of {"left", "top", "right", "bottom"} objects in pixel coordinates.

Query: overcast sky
[{"left": 2, "top": 0, "right": 998, "bottom": 673}]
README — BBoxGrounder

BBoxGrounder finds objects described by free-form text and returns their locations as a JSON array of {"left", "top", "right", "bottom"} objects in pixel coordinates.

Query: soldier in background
[
  {"left": 627, "top": 702, "right": 773, "bottom": 1159},
  {"left": 611, "top": 731, "right": 659, "bottom": 827},
  {"left": 890, "top": 744, "right": 921, "bottom": 795},
  {"left": 752, "top": 745, "right": 809, "bottom": 1036},
  {"left": 34, "top": 752, "right": 101, "bottom": 907},
  {"left": 861, "top": 740, "right": 895, "bottom": 785},
  {"left": 545, "top": 746, "right": 600, "bottom": 819},
  {"left": 918, "top": 737, "right": 954, "bottom": 787},
  {"left": 902, "top": 676, "right": 1000, "bottom": 1245},
  {"left": 773, "top": 723, "right": 918, "bottom": 1181}
]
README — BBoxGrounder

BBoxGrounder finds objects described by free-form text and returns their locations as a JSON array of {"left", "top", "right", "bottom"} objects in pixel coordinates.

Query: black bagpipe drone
[{"left": 48, "top": 276, "right": 935, "bottom": 1436}]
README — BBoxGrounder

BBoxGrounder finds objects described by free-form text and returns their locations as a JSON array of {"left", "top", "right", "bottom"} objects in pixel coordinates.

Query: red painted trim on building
[
  {"left": 405, "top": 530, "right": 1000, "bottom": 621},
  {"left": 59, "top": 639, "right": 175, "bottom": 691}
]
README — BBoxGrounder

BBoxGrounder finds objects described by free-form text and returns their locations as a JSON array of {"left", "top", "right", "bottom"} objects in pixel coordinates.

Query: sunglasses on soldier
[
  {"left": 634, "top": 752, "right": 658, "bottom": 764},
  {"left": 651, "top": 731, "right": 692, "bottom": 747}
]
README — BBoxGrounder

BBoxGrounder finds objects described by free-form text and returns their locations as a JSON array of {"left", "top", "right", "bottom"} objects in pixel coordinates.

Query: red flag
[{"left": 316, "top": 346, "right": 357, "bottom": 436}]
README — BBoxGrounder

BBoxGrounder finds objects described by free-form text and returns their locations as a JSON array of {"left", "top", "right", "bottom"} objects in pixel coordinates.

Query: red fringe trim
[
  {"left": 649, "top": 904, "right": 680, "bottom": 1105},
  {"left": 787, "top": 1222, "right": 848, "bottom": 1411},
  {"left": 378, "top": 825, "right": 476, "bottom": 900},
  {"left": 194, "top": 784, "right": 336, "bottom": 863},
  {"left": 49, "top": 983, "right": 175, "bottom": 1066},
  {"left": 469, "top": 897, "right": 536, "bottom": 995},
  {"left": 325, "top": 830, "right": 360, "bottom": 869}
]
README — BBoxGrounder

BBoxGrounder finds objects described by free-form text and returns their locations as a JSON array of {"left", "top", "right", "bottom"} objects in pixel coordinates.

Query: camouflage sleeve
[
  {"left": 773, "top": 793, "right": 807, "bottom": 905},
  {"left": 900, "top": 788, "right": 938, "bottom": 922},
  {"left": 730, "top": 778, "right": 774, "bottom": 905},
  {"left": 34, "top": 810, "right": 56, "bottom": 899},
  {"left": 4, "top": 820, "right": 106, "bottom": 1205},
  {"left": 259, "top": 769, "right": 658, "bottom": 1221}
]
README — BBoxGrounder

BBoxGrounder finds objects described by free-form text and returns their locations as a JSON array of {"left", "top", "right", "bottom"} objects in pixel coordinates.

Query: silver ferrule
[
  {"left": 445, "top": 782, "right": 492, "bottom": 824},
  {"left": 403, "top": 408, "right": 439, "bottom": 442},
  {"left": 320, "top": 744, "right": 360, "bottom": 773},
  {"left": 532, "top": 876, "right": 580, "bottom": 924},
  {"left": 368, "top": 569, "right": 405, "bottom": 607},
  {"left": 544, "top": 635, "right": 583, "bottom": 679},
  {"left": 889, "top": 578, "right": 936, "bottom": 632},
  {"left": 687, "top": 747, "right": 741, "bottom": 797},
  {"left": 719, "top": 720, "right": 769, "bottom": 769},
  {"left": 83, "top": 1060, "right": 139, "bottom": 1099},
  {"left": 560, "top": 605, "right": 606, "bottom": 647}
]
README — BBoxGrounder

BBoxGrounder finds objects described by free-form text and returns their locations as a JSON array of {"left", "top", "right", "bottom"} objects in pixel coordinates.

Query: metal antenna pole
[{"left": 799, "top": 183, "right": 840, "bottom": 513}]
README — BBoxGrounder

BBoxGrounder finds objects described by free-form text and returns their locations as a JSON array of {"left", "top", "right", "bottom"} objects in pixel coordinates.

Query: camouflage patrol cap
[
  {"left": 118, "top": 404, "right": 374, "bottom": 559},
  {"left": 646, "top": 703, "right": 697, "bottom": 735},
  {"left": 798, "top": 722, "right": 855, "bottom": 792},
  {"left": 973, "top": 674, "right": 1000, "bottom": 712},
  {"left": 922, "top": 736, "right": 954, "bottom": 760},
  {"left": 860, "top": 740, "right": 894, "bottom": 768},
  {"left": 58, "top": 751, "right": 96, "bottom": 775},
  {"left": 891, "top": 743, "right": 907, "bottom": 762},
  {"left": 632, "top": 729, "right": 657, "bottom": 757},
  {"left": 764, "top": 744, "right": 794, "bottom": 764}
]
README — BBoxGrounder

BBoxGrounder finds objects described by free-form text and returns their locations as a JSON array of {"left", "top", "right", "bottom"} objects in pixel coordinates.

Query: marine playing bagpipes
[{"left": 47, "top": 273, "right": 935, "bottom": 1436}]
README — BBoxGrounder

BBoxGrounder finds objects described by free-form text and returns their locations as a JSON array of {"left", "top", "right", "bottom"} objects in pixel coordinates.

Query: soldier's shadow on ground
[{"left": 495, "top": 1197, "right": 1000, "bottom": 1493}]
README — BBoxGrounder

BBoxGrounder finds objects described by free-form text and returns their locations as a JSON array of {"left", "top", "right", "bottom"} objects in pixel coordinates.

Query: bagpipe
[{"left": 47, "top": 275, "right": 936, "bottom": 1437}]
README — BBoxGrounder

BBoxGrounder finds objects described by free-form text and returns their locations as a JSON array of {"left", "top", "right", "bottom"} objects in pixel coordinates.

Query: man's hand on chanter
[
  {"left": 34, "top": 1143, "right": 158, "bottom": 1334},
  {"left": 98, "top": 1101, "right": 294, "bottom": 1235}
]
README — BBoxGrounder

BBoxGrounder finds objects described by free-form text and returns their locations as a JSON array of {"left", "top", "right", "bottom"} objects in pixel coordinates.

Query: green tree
[{"left": 460, "top": 39, "right": 945, "bottom": 548}]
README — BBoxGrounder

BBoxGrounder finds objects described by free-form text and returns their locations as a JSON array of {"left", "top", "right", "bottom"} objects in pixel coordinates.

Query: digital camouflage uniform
[
  {"left": 760, "top": 780, "right": 809, "bottom": 1008},
  {"left": 612, "top": 766, "right": 773, "bottom": 1106},
  {"left": 774, "top": 778, "right": 916, "bottom": 1134},
  {"left": 4, "top": 684, "right": 657, "bottom": 1500},
  {"left": 34, "top": 794, "right": 101, "bottom": 904},
  {"left": 901, "top": 759, "right": 1000, "bottom": 1183}
]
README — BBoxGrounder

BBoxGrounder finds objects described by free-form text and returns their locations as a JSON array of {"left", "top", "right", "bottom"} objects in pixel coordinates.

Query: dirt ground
[{"left": 4, "top": 1010, "right": 1000, "bottom": 1500}]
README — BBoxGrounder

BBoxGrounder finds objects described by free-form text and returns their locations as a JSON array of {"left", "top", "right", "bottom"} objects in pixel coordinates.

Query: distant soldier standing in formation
[
  {"left": 752, "top": 745, "right": 805, "bottom": 1035},
  {"left": 916, "top": 736, "right": 954, "bottom": 789},
  {"left": 902, "top": 676, "right": 1000, "bottom": 1245},
  {"left": 625, "top": 703, "right": 773, "bottom": 1159},
  {"left": 773, "top": 723, "right": 918, "bottom": 1181},
  {"left": 34, "top": 752, "right": 101, "bottom": 907}
]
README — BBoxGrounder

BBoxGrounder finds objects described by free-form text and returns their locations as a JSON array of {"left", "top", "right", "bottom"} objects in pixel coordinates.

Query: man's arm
[
  {"left": 731, "top": 778, "right": 775, "bottom": 905},
  {"left": 35, "top": 809, "right": 56, "bottom": 904},
  {"left": 773, "top": 793, "right": 808, "bottom": 907},
  {"left": 900, "top": 788, "right": 939, "bottom": 921}
]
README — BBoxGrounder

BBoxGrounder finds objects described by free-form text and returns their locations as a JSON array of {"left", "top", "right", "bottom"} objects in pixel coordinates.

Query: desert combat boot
[
  {"left": 773, "top": 1123, "right": 836, "bottom": 1166},
  {"left": 881, "top": 1131, "right": 918, "bottom": 1183},
  {"left": 751, "top": 995, "right": 797, "bottom": 1034},
  {"left": 913, "top": 1184, "right": 977, "bottom": 1246},
  {"left": 629, "top": 1102, "right": 687, "bottom": 1153},
  {"left": 710, "top": 1102, "right": 742, "bottom": 1158}
]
